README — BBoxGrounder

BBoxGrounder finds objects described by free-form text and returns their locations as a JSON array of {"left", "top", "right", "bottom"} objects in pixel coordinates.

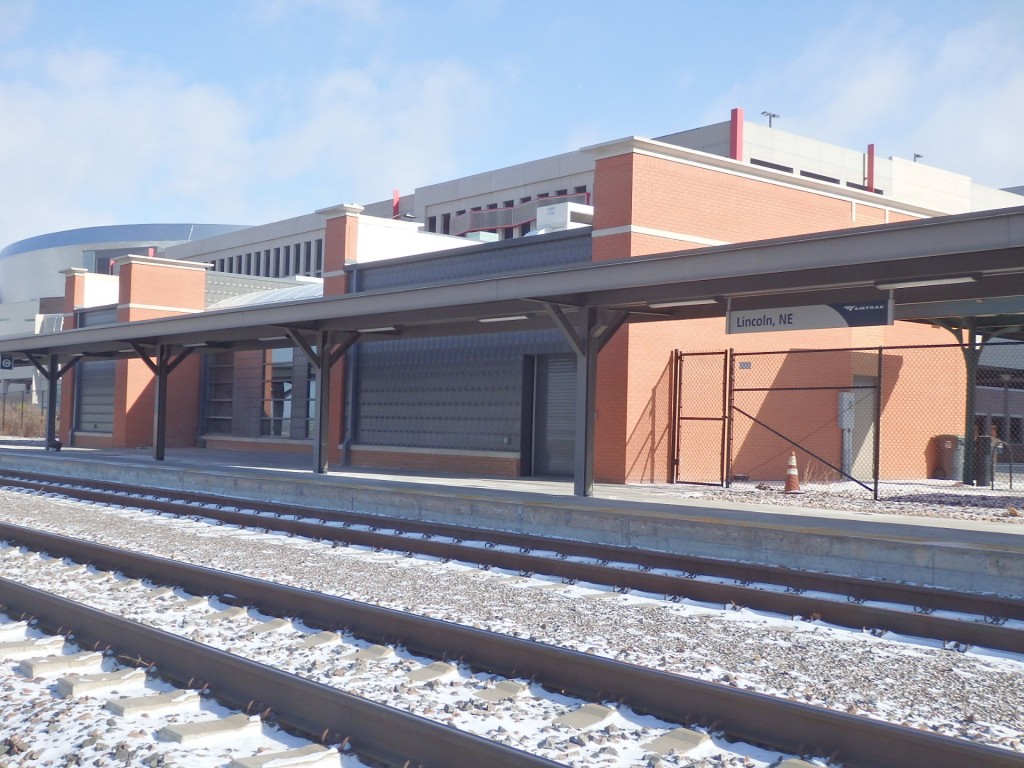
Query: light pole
[{"left": 761, "top": 111, "right": 779, "bottom": 128}]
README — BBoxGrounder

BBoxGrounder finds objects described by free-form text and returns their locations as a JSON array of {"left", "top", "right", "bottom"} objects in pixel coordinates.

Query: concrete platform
[{"left": 1, "top": 443, "right": 1023, "bottom": 595}]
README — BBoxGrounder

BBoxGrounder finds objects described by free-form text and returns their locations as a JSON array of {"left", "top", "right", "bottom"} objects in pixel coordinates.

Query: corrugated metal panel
[
  {"left": 353, "top": 230, "right": 591, "bottom": 292},
  {"left": 350, "top": 231, "right": 588, "bottom": 456},
  {"left": 532, "top": 355, "right": 576, "bottom": 477},
  {"left": 355, "top": 330, "right": 569, "bottom": 452}
]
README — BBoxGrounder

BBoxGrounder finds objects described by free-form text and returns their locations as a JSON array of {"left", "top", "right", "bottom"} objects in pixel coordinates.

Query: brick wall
[{"left": 589, "top": 146, "right": 938, "bottom": 483}]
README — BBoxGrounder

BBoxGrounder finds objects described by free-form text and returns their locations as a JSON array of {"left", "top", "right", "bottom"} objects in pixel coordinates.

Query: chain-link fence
[
  {"left": 673, "top": 342, "right": 1024, "bottom": 499},
  {"left": 0, "top": 389, "right": 50, "bottom": 439}
]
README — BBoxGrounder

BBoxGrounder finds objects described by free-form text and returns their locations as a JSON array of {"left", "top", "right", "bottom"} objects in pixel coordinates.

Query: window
[
  {"left": 260, "top": 348, "right": 315, "bottom": 438},
  {"left": 204, "top": 352, "right": 234, "bottom": 434},
  {"left": 427, "top": 216, "right": 437, "bottom": 233},
  {"left": 314, "top": 239, "right": 323, "bottom": 277},
  {"left": 442, "top": 213, "right": 451, "bottom": 235}
]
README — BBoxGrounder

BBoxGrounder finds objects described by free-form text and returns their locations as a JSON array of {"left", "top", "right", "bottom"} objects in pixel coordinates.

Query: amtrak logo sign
[{"left": 728, "top": 300, "right": 893, "bottom": 334}]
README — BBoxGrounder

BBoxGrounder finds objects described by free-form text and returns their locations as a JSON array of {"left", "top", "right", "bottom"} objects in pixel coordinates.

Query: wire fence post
[{"left": 872, "top": 347, "right": 883, "bottom": 501}]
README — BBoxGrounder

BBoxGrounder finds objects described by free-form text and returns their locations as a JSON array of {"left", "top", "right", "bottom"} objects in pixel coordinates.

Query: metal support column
[
  {"left": 45, "top": 355, "right": 60, "bottom": 450},
  {"left": 313, "top": 331, "right": 333, "bottom": 474},
  {"left": 25, "top": 353, "right": 81, "bottom": 451},
  {"left": 130, "top": 343, "right": 193, "bottom": 462},
  {"left": 574, "top": 308, "right": 599, "bottom": 496},
  {"left": 542, "top": 304, "right": 627, "bottom": 497},
  {"left": 287, "top": 330, "right": 359, "bottom": 475}
]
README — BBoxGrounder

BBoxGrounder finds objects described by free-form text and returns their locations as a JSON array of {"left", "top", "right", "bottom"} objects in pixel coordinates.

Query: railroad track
[
  {"left": 1, "top": 469, "right": 1022, "bottom": 655},
  {"left": 0, "top": 521, "right": 1020, "bottom": 768}
]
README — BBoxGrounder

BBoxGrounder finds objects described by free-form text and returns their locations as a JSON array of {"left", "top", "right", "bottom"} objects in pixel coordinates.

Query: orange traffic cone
[{"left": 784, "top": 452, "right": 802, "bottom": 494}]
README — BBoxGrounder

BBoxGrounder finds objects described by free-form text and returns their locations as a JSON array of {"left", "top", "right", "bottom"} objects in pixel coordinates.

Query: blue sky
[{"left": 1, "top": 0, "right": 1022, "bottom": 245}]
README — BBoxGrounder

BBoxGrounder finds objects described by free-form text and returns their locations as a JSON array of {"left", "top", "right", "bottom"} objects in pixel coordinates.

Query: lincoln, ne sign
[{"left": 727, "top": 300, "right": 892, "bottom": 334}]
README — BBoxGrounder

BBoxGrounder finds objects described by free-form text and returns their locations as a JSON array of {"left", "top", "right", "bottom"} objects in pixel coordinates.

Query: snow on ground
[{"left": 0, "top": 485, "right": 1021, "bottom": 766}]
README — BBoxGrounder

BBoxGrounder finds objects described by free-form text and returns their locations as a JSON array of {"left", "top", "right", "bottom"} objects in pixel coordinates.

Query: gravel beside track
[{"left": 0, "top": 486, "right": 1021, "bottom": 764}]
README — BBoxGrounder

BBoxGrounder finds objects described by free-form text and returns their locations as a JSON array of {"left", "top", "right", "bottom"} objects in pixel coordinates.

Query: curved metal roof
[{"left": 0, "top": 223, "right": 250, "bottom": 260}]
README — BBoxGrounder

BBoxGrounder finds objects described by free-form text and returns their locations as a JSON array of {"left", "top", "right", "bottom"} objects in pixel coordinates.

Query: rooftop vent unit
[{"left": 529, "top": 202, "right": 594, "bottom": 236}]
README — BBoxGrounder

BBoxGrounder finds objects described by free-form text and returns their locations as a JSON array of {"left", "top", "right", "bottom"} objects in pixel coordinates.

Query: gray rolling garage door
[
  {"left": 533, "top": 354, "right": 576, "bottom": 477},
  {"left": 75, "top": 308, "right": 117, "bottom": 433}
]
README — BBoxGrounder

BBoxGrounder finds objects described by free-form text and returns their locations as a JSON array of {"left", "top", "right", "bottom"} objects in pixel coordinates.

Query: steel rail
[
  {"left": 0, "top": 577, "right": 560, "bottom": 768},
  {"left": 0, "top": 521, "right": 1019, "bottom": 768},
  {"left": 4, "top": 469, "right": 1022, "bottom": 618},
  {"left": 2, "top": 473, "right": 1022, "bottom": 653}
]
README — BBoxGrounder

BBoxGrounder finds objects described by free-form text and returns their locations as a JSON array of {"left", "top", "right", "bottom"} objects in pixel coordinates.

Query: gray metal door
[
  {"left": 74, "top": 308, "right": 117, "bottom": 433},
  {"left": 533, "top": 354, "right": 575, "bottom": 477}
]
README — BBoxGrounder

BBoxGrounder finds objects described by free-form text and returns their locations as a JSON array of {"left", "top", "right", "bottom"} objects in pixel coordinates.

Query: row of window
[
  {"left": 210, "top": 239, "right": 324, "bottom": 278},
  {"left": 425, "top": 186, "right": 589, "bottom": 239}
]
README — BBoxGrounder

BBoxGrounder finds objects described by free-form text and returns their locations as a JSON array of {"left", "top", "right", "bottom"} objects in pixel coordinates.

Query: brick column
[
  {"left": 57, "top": 268, "right": 89, "bottom": 444},
  {"left": 316, "top": 204, "right": 363, "bottom": 463},
  {"left": 112, "top": 256, "right": 209, "bottom": 448},
  {"left": 317, "top": 203, "right": 362, "bottom": 297}
]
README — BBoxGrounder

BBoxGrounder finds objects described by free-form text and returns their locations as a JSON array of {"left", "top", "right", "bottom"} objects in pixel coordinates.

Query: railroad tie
[
  {"left": 405, "top": 661, "right": 455, "bottom": 683},
  {"left": 340, "top": 644, "right": 394, "bottom": 661},
  {"left": 0, "top": 620, "right": 29, "bottom": 639},
  {"left": 157, "top": 713, "right": 262, "bottom": 744},
  {"left": 0, "top": 635, "right": 65, "bottom": 660},
  {"left": 19, "top": 650, "right": 104, "bottom": 677},
  {"left": 106, "top": 689, "right": 201, "bottom": 716},
  {"left": 246, "top": 618, "right": 292, "bottom": 635},
  {"left": 228, "top": 744, "right": 340, "bottom": 768},
  {"left": 56, "top": 668, "right": 147, "bottom": 698},
  {"left": 475, "top": 680, "right": 528, "bottom": 703},
  {"left": 552, "top": 703, "right": 614, "bottom": 729},
  {"left": 205, "top": 606, "right": 248, "bottom": 622},
  {"left": 298, "top": 631, "right": 342, "bottom": 648},
  {"left": 642, "top": 727, "right": 710, "bottom": 756},
  {"left": 110, "top": 578, "right": 141, "bottom": 592},
  {"left": 172, "top": 596, "right": 208, "bottom": 610}
]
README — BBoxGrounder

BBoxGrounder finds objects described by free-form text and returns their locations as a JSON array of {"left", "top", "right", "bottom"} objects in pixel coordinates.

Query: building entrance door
[{"left": 532, "top": 354, "right": 575, "bottom": 477}]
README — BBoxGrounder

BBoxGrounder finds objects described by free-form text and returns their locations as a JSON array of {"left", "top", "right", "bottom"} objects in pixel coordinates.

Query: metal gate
[
  {"left": 669, "top": 350, "right": 729, "bottom": 485},
  {"left": 672, "top": 348, "right": 882, "bottom": 497}
]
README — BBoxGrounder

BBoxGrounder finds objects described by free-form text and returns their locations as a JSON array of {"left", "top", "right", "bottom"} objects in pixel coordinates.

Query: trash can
[
  {"left": 975, "top": 435, "right": 996, "bottom": 486},
  {"left": 936, "top": 435, "right": 964, "bottom": 481}
]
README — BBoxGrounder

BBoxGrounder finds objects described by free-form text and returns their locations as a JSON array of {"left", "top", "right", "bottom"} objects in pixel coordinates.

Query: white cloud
[{"left": 0, "top": 41, "right": 498, "bottom": 245}]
